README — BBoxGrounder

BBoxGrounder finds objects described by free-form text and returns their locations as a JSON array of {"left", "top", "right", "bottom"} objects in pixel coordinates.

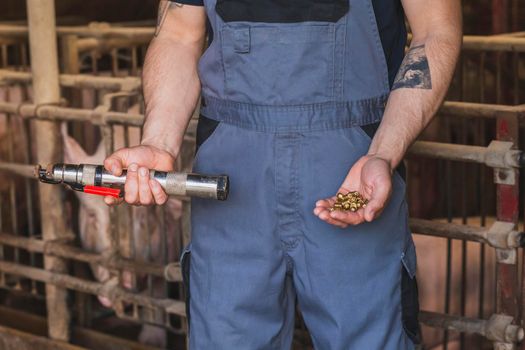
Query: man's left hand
[{"left": 313, "top": 155, "right": 393, "bottom": 228}]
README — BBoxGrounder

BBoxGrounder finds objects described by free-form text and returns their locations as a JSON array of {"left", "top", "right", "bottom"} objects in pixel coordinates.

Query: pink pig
[{"left": 61, "top": 120, "right": 182, "bottom": 347}]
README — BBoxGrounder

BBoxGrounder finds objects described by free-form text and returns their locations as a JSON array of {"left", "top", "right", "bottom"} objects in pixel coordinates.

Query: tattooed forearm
[{"left": 392, "top": 44, "right": 432, "bottom": 90}]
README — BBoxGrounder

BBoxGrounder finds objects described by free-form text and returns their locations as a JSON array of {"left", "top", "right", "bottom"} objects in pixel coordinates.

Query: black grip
[{"left": 94, "top": 165, "right": 103, "bottom": 186}]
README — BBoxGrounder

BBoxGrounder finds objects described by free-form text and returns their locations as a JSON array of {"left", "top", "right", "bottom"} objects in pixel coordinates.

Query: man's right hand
[{"left": 103, "top": 145, "right": 176, "bottom": 206}]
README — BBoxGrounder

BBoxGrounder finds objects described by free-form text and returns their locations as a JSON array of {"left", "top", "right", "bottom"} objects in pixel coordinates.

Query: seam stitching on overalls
[
  {"left": 330, "top": 23, "right": 336, "bottom": 101},
  {"left": 273, "top": 134, "right": 280, "bottom": 239},
  {"left": 293, "top": 134, "right": 302, "bottom": 233},
  {"left": 202, "top": 93, "right": 388, "bottom": 110},
  {"left": 341, "top": 14, "right": 347, "bottom": 99},
  {"left": 219, "top": 24, "right": 228, "bottom": 97}
]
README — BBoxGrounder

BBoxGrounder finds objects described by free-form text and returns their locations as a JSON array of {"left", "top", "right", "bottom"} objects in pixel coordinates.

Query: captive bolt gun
[{"left": 35, "top": 163, "right": 229, "bottom": 201}]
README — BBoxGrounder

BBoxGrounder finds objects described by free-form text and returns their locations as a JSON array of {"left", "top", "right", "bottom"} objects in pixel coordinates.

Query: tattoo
[
  {"left": 392, "top": 45, "right": 432, "bottom": 90},
  {"left": 155, "top": 1, "right": 182, "bottom": 37}
]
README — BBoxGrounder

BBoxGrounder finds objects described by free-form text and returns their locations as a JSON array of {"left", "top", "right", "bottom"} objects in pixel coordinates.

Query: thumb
[{"left": 363, "top": 181, "right": 391, "bottom": 222}]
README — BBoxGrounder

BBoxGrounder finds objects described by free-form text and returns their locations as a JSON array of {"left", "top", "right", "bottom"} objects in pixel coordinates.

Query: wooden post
[{"left": 26, "top": 0, "right": 71, "bottom": 341}]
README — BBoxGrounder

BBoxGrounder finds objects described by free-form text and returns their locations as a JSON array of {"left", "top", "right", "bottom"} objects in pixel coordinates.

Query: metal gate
[{"left": 0, "top": 3, "right": 524, "bottom": 350}]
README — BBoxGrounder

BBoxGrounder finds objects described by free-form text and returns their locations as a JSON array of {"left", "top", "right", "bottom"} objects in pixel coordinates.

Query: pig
[{"left": 61, "top": 120, "right": 183, "bottom": 347}]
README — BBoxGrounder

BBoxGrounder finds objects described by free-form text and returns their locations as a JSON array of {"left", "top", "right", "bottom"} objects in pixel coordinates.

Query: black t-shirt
[{"left": 169, "top": 0, "right": 204, "bottom": 5}]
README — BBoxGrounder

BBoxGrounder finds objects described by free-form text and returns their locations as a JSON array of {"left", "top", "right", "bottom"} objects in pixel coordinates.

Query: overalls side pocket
[
  {"left": 180, "top": 245, "right": 192, "bottom": 329},
  {"left": 401, "top": 240, "right": 422, "bottom": 346}
]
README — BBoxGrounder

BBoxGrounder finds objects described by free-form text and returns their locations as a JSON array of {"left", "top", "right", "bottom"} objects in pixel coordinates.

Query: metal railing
[{"left": 0, "top": 19, "right": 524, "bottom": 350}]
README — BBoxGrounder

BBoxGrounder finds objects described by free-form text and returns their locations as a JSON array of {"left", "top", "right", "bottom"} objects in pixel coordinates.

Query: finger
[
  {"left": 104, "top": 196, "right": 116, "bottom": 206},
  {"left": 125, "top": 163, "right": 139, "bottom": 204},
  {"left": 313, "top": 206, "right": 324, "bottom": 216},
  {"left": 315, "top": 197, "right": 337, "bottom": 209},
  {"left": 104, "top": 196, "right": 123, "bottom": 206},
  {"left": 317, "top": 209, "right": 349, "bottom": 228},
  {"left": 364, "top": 183, "right": 391, "bottom": 222},
  {"left": 138, "top": 167, "right": 153, "bottom": 205},
  {"left": 150, "top": 179, "right": 168, "bottom": 205},
  {"left": 314, "top": 198, "right": 338, "bottom": 217},
  {"left": 329, "top": 209, "right": 365, "bottom": 225}
]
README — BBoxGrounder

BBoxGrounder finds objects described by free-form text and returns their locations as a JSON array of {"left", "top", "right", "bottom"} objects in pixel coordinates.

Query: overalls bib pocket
[
  {"left": 217, "top": 1, "right": 348, "bottom": 105},
  {"left": 221, "top": 24, "right": 339, "bottom": 105}
]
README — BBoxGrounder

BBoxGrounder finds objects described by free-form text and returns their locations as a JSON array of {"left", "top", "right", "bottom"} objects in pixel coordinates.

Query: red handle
[{"left": 84, "top": 185, "right": 122, "bottom": 199}]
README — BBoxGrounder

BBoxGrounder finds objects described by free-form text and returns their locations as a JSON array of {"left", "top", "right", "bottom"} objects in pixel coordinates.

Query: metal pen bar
[
  {"left": 0, "top": 101, "right": 200, "bottom": 128},
  {"left": 2, "top": 25, "right": 525, "bottom": 51},
  {"left": 0, "top": 232, "right": 182, "bottom": 282},
  {"left": 410, "top": 219, "right": 523, "bottom": 249},
  {"left": 420, "top": 311, "right": 524, "bottom": 344},
  {"left": 0, "top": 69, "right": 141, "bottom": 92},
  {"left": 408, "top": 141, "right": 523, "bottom": 169},
  {"left": 0, "top": 260, "right": 186, "bottom": 317}
]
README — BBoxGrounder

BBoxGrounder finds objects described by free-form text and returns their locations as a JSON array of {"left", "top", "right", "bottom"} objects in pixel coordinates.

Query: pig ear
[{"left": 61, "top": 122, "right": 88, "bottom": 164}]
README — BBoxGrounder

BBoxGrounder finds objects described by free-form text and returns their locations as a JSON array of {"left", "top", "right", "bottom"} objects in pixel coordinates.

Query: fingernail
[
  {"left": 139, "top": 167, "right": 148, "bottom": 177},
  {"left": 111, "top": 165, "right": 118, "bottom": 174},
  {"left": 129, "top": 163, "right": 138, "bottom": 172},
  {"left": 149, "top": 179, "right": 157, "bottom": 187}
]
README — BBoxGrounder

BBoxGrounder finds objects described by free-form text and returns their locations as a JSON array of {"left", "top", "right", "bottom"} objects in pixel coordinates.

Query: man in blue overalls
[{"left": 105, "top": 1, "right": 461, "bottom": 348}]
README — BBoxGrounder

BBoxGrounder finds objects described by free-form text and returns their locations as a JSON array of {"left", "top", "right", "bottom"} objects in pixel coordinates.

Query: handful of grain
[{"left": 330, "top": 191, "right": 368, "bottom": 212}]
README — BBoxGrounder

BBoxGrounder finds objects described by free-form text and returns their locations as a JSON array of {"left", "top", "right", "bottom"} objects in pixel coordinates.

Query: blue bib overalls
[{"left": 182, "top": 1, "right": 420, "bottom": 348}]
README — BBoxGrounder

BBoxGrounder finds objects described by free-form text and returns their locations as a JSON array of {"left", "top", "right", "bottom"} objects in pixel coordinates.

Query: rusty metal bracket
[
  {"left": 496, "top": 249, "right": 517, "bottom": 265},
  {"left": 485, "top": 141, "right": 521, "bottom": 168},
  {"left": 486, "top": 314, "right": 524, "bottom": 347},
  {"left": 494, "top": 167, "right": 516, "bottom": 185},
  {"left": 486, "top": 221, "right": 523, "bottom": 250},
  {"left": 420, "top": 311, "right": 524, "bottom": 345},
  {"left": 164, "top": 262, "right": 182, "bottom": 282},
  {"left": 486, "top": 141, "right": 520, "bottom": 185}
]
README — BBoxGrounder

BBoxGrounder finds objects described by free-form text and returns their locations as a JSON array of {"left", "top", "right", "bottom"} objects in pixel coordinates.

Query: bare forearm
[
  {"left": 140, "top": 36, "right": 203, "bottom": 157},
  {"left": 368, "top": 4, "right": 462, "bottom": 169}
]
